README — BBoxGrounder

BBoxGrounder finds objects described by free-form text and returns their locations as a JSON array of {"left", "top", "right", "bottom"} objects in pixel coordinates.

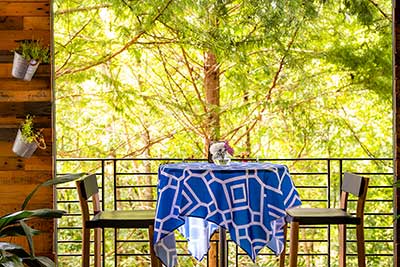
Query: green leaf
[
  {"left": 0, "top": 225, "right": 40, "bottom": 238},
  {"left": 20, "top": 221, "right": 34, "bottom": 257},
  {"left": 21, "top": 173, "right": 86, "bottom": 210},
  {"left": 0, "top": 209, "right": 65, "bottom": 230},
  {"left": 27, "top": 209, "right": 66, "bottom": 219},
  {"left": 0, "top": 211, "right": 34, "bottom": 230},
  {"left": 0, "top": 242, "right": 31, "bottom": 260},
  {"left": 23, "top": 256, "right": 55, "bottom": 267},
  {"left": 0, "top": 257, "right": 24, "bottom": 267}
]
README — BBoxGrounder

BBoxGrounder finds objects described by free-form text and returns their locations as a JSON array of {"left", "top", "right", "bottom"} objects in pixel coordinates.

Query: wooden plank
[
  {"left": 0, "top": 50, "right": 13, "bottom": 62},
  {"left": 24, "top": 16, "right": 49, "bottom": 30},
  {"left": 25, "top": 156, "right": 52, "bottom": 171},
  {"left": 0, "top": 141, "right": 13, "bottom": 156},
  {"left": 0, "top": 157, "right": 24, "bottom": 170},
  {"left": 0, "top": 78, "right": 49, "bottom": 89},
  {"left": 0, "top": 62, "right": 50, "bottom": 78},
  {"left": 0, "top": 16, "right": 23, "bottom": 30},
  {"left": 0, "top": 89, "right": 51, "bottom": 102},
  {"left": 0, "top": 129, "right": 17, "bottom": 142},
  {"left": 0, "top": 3, "right": 50, "bottom": 16},
  {"left": 0, "top": 170, "right": 51, "bottom": 184},
  {"left": 0, "top": 184, "right": 52, "bottom": 208},
  {"left": 0, "top": 30, "right": 50, "bottom": 51},
  {"left": 0, "top": 78, "right": 51, "bottom": 102},
  {"left": 0, "top": 102, "right": 51, "bottom": 116}
]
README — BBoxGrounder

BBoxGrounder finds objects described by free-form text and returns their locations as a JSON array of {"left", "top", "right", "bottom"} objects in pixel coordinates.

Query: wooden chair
[
  {"left": 76, "top": 173, "right": 162, "bottom": 267},
  {"left": 279, "top": 172, "right": 369, "bottom": 267}
]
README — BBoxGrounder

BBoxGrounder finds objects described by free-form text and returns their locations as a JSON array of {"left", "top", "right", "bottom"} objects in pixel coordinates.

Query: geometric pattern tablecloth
[{"left": 153, "top": 162, "right": 302, "bottom": 267}]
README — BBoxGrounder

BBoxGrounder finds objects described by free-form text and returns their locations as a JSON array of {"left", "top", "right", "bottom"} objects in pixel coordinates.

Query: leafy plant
[
  {"left": 0, "top": 173, "right": 85, "bottom": 267},
  {"left": 14, "top": 40, "right": 50, "bottom": 64},
  {"left": 20, "top": 115, "right": 46, "bottom": 150}
]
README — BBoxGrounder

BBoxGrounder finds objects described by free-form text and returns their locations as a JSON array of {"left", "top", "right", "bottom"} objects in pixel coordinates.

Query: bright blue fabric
[{"left": 153, "top": 162, "right": 302, "bottom": 267}]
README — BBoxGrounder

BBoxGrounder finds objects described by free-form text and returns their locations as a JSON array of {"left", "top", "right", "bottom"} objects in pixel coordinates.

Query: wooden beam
[{"left": 393, "top": 0, "right": 400, "bottom": 266}]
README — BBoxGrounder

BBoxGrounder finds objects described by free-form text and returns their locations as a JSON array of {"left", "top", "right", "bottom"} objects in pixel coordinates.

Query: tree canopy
[{"left": 54, "top": 0, "right": 392, "bottom": 159}]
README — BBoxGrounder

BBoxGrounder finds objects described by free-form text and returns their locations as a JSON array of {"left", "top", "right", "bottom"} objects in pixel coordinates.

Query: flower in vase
[{"left": 209, "top": 141, "right": 234, "bottom": 165}]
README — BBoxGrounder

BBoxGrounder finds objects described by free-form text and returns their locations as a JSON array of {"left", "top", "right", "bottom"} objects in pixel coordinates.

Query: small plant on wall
[
  {"left": 11, "top": 40, "right": 50, "bottom": 81},
  {"left": 12, "top": 115, "right": 46, "bottom": 158}
]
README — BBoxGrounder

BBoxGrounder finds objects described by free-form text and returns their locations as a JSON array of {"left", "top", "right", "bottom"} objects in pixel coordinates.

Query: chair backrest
[
  {"left": 340, "top": 172, "right": 369, "bottom": 218},
  {"left": 76, "top": 174, "right": 101, "bottom": 222}
]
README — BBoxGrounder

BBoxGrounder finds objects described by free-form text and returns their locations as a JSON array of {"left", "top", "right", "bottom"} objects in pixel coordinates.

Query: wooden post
[{"left": 393, "top": 0, "right": 400, "bottom": 266}]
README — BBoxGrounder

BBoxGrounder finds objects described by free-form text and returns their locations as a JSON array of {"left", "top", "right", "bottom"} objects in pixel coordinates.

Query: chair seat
[
  {"left": 86, "top": 209, "right": 156, "bottom": 229},
  {"left": 286, "top": 207, "right": 360, "bottom": 225}
]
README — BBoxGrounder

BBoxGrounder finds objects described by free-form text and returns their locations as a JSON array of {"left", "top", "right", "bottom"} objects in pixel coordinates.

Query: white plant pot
[
  {"left": 11, "top": 52, "right": 40, "bottom": 81},
  {"left": 12, "top": 129, "right": 38, "bottom": 158}
]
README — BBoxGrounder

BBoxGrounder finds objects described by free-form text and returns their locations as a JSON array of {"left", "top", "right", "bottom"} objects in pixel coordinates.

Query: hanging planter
[
  {"left": 12, "top": 115, "right": 46, "bottom": 158},
  {"left": 11, "top": 40, "right": 50, "bottom": 81}
]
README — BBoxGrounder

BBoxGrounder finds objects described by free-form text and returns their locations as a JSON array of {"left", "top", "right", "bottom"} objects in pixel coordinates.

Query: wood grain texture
[
  {"left": 24, "top": 16, "right": 50, "bottom": 30},
  {"left": 0, "top": 30, "right": 50, "bottom": 50},
  {"left": 0, "top": 79, "right": 51, "bottom": 102},
  {"left": 0, "top": 2, "right": 50, "bottom": 16},
  {"left": 0, "top": 16, "right": 23, "bottom": 30},
  {"left": 0, "top": 102, "right": 51, "bottom": 116},
  {"left": 0, "top": 62, "right": 50, "bottom": 77},
  {"left": 0, "top": 171, "right": 51, "bottom": 183},
  {"left": 0, "top": 0, "right": 54, "bottom": 260}
]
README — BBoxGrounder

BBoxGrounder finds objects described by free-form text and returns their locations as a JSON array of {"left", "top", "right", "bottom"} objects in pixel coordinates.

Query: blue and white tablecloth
[{"left": 153, "top": 162, "right": 302, "bottom": 267}]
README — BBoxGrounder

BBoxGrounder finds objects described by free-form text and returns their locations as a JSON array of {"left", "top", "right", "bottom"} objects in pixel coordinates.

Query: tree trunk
[
  {"left": 204, "top": 50, "right": 220, "bottom": 151},
  {"left": 204, "top": 50, "right": 220, "bottom": 267}
]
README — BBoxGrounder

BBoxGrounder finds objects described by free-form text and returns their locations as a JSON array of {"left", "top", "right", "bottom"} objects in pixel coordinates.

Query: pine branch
[
  {"left": 367, "top": 0, "right": 390, "bottom": 21},
  {"left": 55, "top": 4, "right": 112, "bottom": 15},
  {"left": 231, "top": 24, "right": 302, "bottom": 145},
  {"left": 56, "top": 0, "right": 173, "bottom": 77}
]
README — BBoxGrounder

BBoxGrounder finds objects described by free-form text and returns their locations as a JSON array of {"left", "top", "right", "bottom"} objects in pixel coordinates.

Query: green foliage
[
  {"left": 54, "top": 0, "right": 392, "bottom": 159},
  {"left": 14, "top": 40, "right": 50, "bottom": 64},
  {"left": 20, "top": 115, "right": 46, "bottom": 149},
  {"left": 0, "top": 173, "right": 85, "bottom": 267}
]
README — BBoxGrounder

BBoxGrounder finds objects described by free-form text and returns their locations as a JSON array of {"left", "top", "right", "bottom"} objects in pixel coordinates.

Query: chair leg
[
  {"left": 289, "top": 222, "right": 300, "bottom": 267},
  {"left": 356, "top": 223, "right": 366, "bottom": 267},
  {"left": 94, "top": 228, "right": 102, "bottom": 267},
  {"left": 82, "top": 226, "right": 90, "bottom": 267},
  {"left": 149, "top": 225, "right": 162, "bottom": 267},
  {"left": 279, "top": 223, "right": 287, "bottom": 267},
  {"left": 339, "top": 224, "right": 346, "bottom": 267}
]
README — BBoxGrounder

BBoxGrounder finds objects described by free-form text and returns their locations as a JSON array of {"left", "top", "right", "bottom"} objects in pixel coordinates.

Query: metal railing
[{"left": 55, "top": 157, "right": 394, "bottom": 267}]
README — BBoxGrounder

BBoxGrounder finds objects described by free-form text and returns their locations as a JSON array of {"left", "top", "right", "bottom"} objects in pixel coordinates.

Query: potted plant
[
  {"left": 0, "top": 173, "right": 85, "bottom": 267},
  {"left": 11, "top": 40, "right": 50, "bottom": 81},
  {"left": 12, "top": 115, "right": 46, "bottom": 158}
]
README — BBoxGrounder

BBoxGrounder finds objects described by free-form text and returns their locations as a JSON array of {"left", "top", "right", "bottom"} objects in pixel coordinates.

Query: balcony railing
[{"left": 55, "top": 157, "right": 394, "bottom": 267}]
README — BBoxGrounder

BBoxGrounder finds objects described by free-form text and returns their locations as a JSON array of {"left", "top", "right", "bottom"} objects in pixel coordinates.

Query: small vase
[
  {"left": 12, "top": 129, "right": 38, "bottom": 158},
  {"left": 212, "top": 154, "right": 231, "bottom": 165},
  {"left": 11, "top": 52, "right": 40, "bottom": 81}
]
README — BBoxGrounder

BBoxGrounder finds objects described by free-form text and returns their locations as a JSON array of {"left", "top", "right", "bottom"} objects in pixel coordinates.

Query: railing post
[{"left": 327, "top": 159, "right": 331, "bottom": 267}]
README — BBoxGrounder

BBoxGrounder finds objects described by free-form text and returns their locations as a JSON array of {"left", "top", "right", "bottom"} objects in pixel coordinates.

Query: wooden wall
[{"left": 0, "top": 0, "right": 53, "bottom": 259}]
